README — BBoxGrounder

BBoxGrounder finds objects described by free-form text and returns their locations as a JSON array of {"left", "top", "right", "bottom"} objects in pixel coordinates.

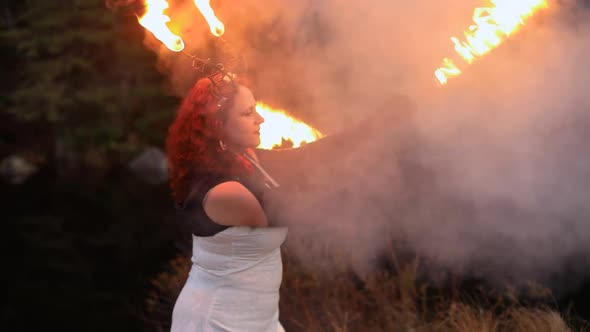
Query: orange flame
[
  {"left": 434, "top": 58, "right": 462, "bottom": 85},
  {"left": 256, "top": 102, "right": 324, "bottom": 150},
  {"left": 435, "top": 0, "right": 548, "bottom": 85},
  {"left": 193, "top": 0, "right": 225, "bottom": 37},
  {"left": 137, "top": 0, "right": 184, "bottom": 52}
]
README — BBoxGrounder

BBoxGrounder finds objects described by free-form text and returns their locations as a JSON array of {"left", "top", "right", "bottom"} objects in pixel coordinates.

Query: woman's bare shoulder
[{"left": 202, "top": 181, "right": 267, "bottom": 227}]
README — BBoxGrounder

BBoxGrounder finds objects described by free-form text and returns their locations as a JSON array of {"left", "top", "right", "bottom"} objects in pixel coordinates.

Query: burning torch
[
  {"left": 127, "top": 0, "right": 325, "bottom": 188},
  {"left": 434, "top": 0, "right": 549, "bottom": 85}
]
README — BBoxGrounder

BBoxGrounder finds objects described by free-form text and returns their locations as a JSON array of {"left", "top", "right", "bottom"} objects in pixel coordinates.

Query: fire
[
  {"left": 134, "top": 2, "right": 318, "bottom": 150},
  {"left": 193, "top": 0, "right": 225, "bottom": 37},
  {"left": 256, "top": 102, "right": 324, "bottom": 150},
  {"left": 136, "top": 0, "right": 224, "bottom": 51},
  {"left": 435, "top": 0, "right": 548, "bottom": 85},
  {"left": 137, "top": 0, "right": 184, "bottom": 52},
  {"left": 434, "top": 58, "right": 462, "bottom": 85}
]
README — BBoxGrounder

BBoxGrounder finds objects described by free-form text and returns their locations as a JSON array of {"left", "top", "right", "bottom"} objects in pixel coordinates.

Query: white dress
[{"left": 171, "top": 226, "right": 288, "bottom": 332}]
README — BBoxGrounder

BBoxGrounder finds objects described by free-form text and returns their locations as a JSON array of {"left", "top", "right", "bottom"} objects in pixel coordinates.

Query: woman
[{"left": 166, "top": 73, "right": 287, "bottom": 332}]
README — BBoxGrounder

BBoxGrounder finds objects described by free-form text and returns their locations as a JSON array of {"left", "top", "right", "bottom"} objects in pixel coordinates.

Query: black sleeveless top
[{"left": 175, "top": 173, "right": 267, "bottom": 237}]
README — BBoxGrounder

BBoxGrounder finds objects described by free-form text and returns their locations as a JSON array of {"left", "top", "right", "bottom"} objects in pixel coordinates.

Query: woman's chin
[
  {"left": 251, "top": 137, "right": 261, "bottom": 148},
  {"left": 241, "top": 140, "right": 260, "bottom": 150},
  {"left": 231, "top": 137, "right": 259, "bottom": 150}
]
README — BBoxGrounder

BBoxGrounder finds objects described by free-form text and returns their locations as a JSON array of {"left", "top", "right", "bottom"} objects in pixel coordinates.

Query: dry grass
[{"left": 144, "top": 249, "right": 588, "bottom": 332}]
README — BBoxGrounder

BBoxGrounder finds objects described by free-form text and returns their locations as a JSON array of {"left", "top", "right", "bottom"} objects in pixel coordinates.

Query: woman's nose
[{"left": 255, "top": 112, "right": 265, "bottom": 124}]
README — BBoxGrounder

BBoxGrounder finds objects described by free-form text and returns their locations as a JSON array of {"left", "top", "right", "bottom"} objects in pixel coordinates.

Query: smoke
[
  {"left": 130, "top": 0, "right": 590, "bottom": 291},
  {"left": 406, "top": 1, "right": 590, "bottom": 290}
]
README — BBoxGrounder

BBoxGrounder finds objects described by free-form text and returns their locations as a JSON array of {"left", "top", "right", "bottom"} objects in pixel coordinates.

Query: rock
[
  {"left": 0, "top": 155, "right": 38, "bottom": 185},
  {"left": 128, "top": 147, "right": 168, "bottom": 185}
]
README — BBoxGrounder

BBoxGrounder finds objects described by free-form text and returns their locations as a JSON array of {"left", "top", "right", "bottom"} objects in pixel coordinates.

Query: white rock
[
  {"left": 0, "top": 155, "right": 38, "bottom": 185},
  {"left": 128, "top": 147, "right": 168, "bottom": 185}
]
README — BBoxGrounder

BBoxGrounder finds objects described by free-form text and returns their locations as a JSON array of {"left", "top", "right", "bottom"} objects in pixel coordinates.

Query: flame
[
  {"left": 435, "top": 0, "right": 548, "bottom": 85},
  {"left": 137, "top": 0, "right": 184, "bottom": 52},
  {"left": 193, "top": 0, "right": 225, "bottom": 37},
  {"left": 434, "top": 58, "right": 462, "bottom": 85},
  {"left": 256, "top": 102, "right": 324, "bottom": 150}
]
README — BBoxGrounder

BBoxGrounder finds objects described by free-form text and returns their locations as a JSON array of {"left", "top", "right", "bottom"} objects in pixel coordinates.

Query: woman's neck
[
  {"left": 226, "top": 144, "right": 258, "bottom": 162},
  {"left": 225, "top": 143, "right": 245, "bottom": 154},
  {"left": 240, "top": 150, "right": 279, "bottom": 189}
]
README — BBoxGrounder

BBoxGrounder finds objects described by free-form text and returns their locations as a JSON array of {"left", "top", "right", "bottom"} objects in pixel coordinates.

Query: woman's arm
[
  {"left": 203, "top": 181, "right": 268, "bottom": 227},
  {"left": 256, "top": 94, "right": 417, "bottom": 227},
  {"left": 255, "top": 93, "right": 416, "bottom": 190}
]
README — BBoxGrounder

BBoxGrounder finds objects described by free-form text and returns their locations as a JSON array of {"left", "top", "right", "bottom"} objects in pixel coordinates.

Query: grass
[{"left": 143, "top": 242, "right": 589, "bottom": 332}]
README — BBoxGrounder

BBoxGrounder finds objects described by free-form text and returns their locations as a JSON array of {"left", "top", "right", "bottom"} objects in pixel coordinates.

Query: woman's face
[{"left": 222, "top": 85, "right": 265, "bottom": 149}]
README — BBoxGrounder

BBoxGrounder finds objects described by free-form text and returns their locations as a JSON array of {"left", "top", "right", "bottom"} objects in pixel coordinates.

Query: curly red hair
[{"left": 166, "top": 77, "right": 253, "bottom": 204}]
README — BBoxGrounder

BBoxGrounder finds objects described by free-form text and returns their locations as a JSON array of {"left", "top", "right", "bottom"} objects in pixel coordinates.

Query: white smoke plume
[{"left": 137, "top": 0, "right": 590, "bottom": 292}]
